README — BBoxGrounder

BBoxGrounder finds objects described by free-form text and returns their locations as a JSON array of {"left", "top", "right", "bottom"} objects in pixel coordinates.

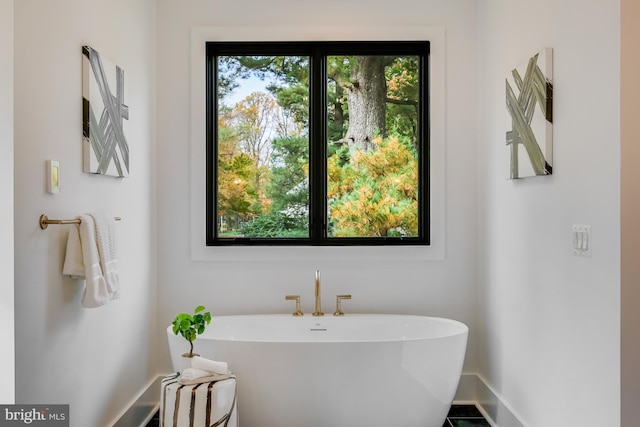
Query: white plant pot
[{"left": 180, "top": 352, "right": 200, "bottom": 372}]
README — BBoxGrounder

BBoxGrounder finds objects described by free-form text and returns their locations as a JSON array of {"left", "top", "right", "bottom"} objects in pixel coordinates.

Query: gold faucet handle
[
  {"left": 285, "top": 295, "right": 303, "bottom": 316},
  {"left": 334, "top": 294, "right": 352, "bottom": 316}
]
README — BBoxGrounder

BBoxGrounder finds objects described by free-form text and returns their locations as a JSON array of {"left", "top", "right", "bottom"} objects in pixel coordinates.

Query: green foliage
[
  {"left": 218, "top": 152, "right": 259, "bottom": 216},
  {"left": 217, "top": 107, "right": 258, "bottom": 218},
  {"left": 274, "top": 85, "right": 310, "bottom": 127},
  {"left": 239, "top": 212, "right": 307, "bottom": 238},
  {"left": 172, "top": 306, "right": 212, "bottom": 357},
  {"left": 327, "top": 136, "right": 418, "bottom": 237},
  {"left": 385, "top": 56, "right": 419, "bottom": 146},
  {"left": 265, "top": 136, "right": 309, "bottom": 212},
  {"left": 217, "top": 52, "right": 420, "bottom": 238}
]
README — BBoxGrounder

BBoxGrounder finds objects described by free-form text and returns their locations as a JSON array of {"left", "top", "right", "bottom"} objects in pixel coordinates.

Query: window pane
[
  {"left": 216, "top": 55, "right": 310, "bottom": 238},
  {"left": 326, "top": 55, "right": 420, "bottom": 238}
]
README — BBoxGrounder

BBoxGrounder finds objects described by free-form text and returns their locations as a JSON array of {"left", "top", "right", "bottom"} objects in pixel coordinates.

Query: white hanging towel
[
  {"left": 78, "top": 214, "right": 109, "bottom": 308},
  {"left": 62, "top": 213, "right": 119, "bottom": 307},
  {"left": 90, "top": 213, "right": 120, "bottom": 300},
  {"left": 62, "top": 223, "right": 84, "bottom": 279}
]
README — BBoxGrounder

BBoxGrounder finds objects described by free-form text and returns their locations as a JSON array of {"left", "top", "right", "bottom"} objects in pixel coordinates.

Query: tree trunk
[
  {"left": 344, "top": 56, "right": 387, "bottom": 152},
  {"left": 334, "top": 84, "right": 344, "bottom": 134}
]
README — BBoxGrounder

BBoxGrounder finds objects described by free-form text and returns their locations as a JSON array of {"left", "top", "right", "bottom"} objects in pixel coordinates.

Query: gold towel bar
[{"left": 39, "top": 214, "right": 122, "bottom": 230}]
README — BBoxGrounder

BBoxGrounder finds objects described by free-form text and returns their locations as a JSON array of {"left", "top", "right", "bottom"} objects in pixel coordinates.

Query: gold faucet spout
[{"left": 313, "top": 270, "right": 324, "bottom": 316}]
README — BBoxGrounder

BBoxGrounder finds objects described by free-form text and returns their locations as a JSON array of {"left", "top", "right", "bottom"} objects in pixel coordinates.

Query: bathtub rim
[{"left": 166, "top": 313, "right": 469, "bottom": 344}]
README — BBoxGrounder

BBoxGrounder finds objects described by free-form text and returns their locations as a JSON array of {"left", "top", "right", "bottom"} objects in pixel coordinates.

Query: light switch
[
  {"left": 572, "top": 224, "right": 591, "bottom": 257},
  {"left": 47, "top": 160, "right": 60, "bottom": 194}
]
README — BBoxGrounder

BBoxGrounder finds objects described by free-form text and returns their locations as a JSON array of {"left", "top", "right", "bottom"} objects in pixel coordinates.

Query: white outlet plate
[{"left": 572, "top": 224, "right": 591, "bottom": 257}]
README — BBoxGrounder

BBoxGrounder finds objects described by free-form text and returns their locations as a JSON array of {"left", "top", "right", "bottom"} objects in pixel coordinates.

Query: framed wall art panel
[
  {"left": 82, "top": 45, "right": 129, "bottom": 178},
  {"left": 506, "top": 47, "right": 553, "bottom": 179}
]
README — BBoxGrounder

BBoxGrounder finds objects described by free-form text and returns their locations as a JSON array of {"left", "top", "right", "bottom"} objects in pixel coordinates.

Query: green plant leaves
[
  {"left": 180, "top": 318, "right": 191, "bottom": 331},
  {"left": 171, "top": 306, "right": 213, "bottom": 349}
]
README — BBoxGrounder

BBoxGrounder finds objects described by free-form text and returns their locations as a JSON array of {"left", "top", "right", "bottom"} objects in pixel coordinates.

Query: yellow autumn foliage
[{"left": 327, "top": 136, "right": 418, "bottom": 237}]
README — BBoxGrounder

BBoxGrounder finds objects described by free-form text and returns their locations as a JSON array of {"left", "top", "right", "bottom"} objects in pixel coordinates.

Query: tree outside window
[{"left": 207, "top": 42, "right": 429, "bottom": 245}]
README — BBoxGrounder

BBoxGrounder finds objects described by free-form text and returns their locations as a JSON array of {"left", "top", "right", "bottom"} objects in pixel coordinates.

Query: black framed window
[{"left": 206, "top": 41, "right": 430, "bottom": 245}]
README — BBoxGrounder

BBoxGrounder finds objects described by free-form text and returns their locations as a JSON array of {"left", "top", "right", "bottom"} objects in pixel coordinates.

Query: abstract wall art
[
  {"left": 506, "top": 47, "right": 553, "bottom": 179},
  {"left": 82, "top": 46, "right": 129, "bottom": 177}
]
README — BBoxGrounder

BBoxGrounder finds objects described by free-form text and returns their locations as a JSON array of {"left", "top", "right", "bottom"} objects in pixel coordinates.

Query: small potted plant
[{"left": 172, "top": 306, "right": 212, "bottom": 364}]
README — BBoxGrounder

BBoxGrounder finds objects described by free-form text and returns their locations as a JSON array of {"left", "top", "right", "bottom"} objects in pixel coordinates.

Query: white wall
[
  {"left": 10, "top": 1, "right": 628, "bottom": 423},
  {"left": 621, "top": 0, "right": 640, "bottom": 425},
  {"left": 13, "top": 1, "right": 157, "bottom": 425},
  {"left": 477, "top": 0, "right": 620, "bottom": 426},
  {"left": 155, "top": 0, "right": 480, "bottom": 374},
  {"left": 0, "top": 0, "right": 15, "bottom": 405}
]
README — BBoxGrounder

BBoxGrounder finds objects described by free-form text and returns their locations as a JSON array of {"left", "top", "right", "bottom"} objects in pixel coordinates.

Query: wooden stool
[{"left": 160, "top": 373, "right": 237, "bottom": 427}]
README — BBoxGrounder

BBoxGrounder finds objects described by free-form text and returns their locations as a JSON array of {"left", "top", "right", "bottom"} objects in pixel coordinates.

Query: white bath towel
[
  {"left": 78, "top": 214, "right": 109, "bottom": 308},
  {"left": 180, "top": 368, "right": 212, "bottom": 381},
  {"left": 62, "top": 223, "right": 85, "bottom": 279},
  {"left": 62, "top": 214, "right": 119, "bottom": 308},
  {"left": 90, "top": 213, "right": 120, "bottom": 300},
  {"left": 191, "top": 356, "right": 229, "bottom": 375},
  {"left": 178, "top": 368, "right": 233, "bottom": 385}
]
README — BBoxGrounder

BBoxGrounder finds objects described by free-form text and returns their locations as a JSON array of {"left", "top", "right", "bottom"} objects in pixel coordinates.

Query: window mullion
[{"left": 309, "top": 47, "right": 327, "bottom": 244}]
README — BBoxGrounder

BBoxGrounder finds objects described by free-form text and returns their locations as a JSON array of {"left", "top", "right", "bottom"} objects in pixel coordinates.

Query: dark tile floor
[
  {"left": 146, "top": 409, "right": 159, "bottom": 426},
  {"left": 146, "top": 404, "right": 490, "bottom": 426},
  {"left": 443, "top": 405, "right": 492, "bottom": 427}
]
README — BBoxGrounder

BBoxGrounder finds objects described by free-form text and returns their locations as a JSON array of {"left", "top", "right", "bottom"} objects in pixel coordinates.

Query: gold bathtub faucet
[
  {"left": 287, "top": 271, "right": 350, "bottom": 316},
  {"left": 313, "top": 270, "right": 324, "bottom": 316},
  {"left": 334, "top": 295, "right": 352, "bottom": 316},
  {"left": 285, "top": 295, "right": 303, "bottom": 316}
]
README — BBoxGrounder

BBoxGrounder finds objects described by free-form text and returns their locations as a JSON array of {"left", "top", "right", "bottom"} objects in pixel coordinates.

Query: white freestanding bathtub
[{"left": 167, "top": 314, "right": 468, "bottom": 427}]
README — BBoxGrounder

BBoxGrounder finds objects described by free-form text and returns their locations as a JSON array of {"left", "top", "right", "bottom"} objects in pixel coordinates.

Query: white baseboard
[
  {"left": 454, "top": 373, "right": 526, "bottom": 427},
  {"left": 113, "top": 373, "right": 524, "bottom": 427},
  {"left": 111, "top": 376, "right": 163, "bottom": 427},
  {"left": 453, "top": 373, "right": 478, "bottom": 402}
]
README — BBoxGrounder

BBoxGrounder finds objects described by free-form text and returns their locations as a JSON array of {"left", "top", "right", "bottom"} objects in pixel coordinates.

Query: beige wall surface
[{"left": 621, "top": 0, "right": 640, "bottom": 425}]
